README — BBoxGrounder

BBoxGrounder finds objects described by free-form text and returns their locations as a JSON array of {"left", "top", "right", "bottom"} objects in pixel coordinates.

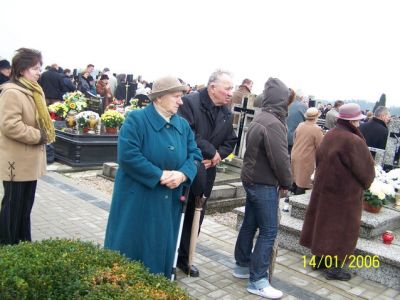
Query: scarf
[{"left": 18, "top": 77, "right": 56, "bottom": 143}]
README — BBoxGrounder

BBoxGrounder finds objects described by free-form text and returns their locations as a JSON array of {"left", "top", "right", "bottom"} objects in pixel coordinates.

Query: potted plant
[
  {"left": 101, "top": 110, "right": 125, "bottom": 134},
  {"left": 75, "top": 111, "right": 100, "bottom": 133},
  {"left": 363, "top": 166, "right": 398, "bottom": 213}
]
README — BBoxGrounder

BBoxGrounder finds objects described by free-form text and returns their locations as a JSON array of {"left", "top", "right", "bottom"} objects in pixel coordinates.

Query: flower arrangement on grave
[
  {"left": 62, "top": 91, "right": 88, "bottom": 113},
  {"left": 48, "top": 102, "right": 68, "bottom": 120},
  {"left": 101, "top": 110, "right": 125, "bottom": 133},
  {"left": 124, "top": 98, "right": 143, "bottom": 115},
  {"left": 75, "top": 111, "right": 100, "bottom": 132},
  {"left": 363, "top": 166, "right": 399, "bottom": 213}
]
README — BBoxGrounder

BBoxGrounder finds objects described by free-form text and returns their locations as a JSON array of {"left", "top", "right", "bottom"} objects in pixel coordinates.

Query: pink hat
[{"left": 338, "top": 103, "right": 366, "bottom": 121}]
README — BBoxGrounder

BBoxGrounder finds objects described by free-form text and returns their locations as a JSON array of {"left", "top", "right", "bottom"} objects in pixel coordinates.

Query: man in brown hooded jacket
[{"left": 233, "top": 77, "right": 293, "bottom": 299}]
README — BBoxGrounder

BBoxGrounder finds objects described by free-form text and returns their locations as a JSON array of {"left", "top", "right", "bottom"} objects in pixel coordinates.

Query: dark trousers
[
  {"left": 178, "top": 190, "right": 208, "bottom": 265},
  {"left": 0, "top": 181, "right": 37, "bottom": 245}
]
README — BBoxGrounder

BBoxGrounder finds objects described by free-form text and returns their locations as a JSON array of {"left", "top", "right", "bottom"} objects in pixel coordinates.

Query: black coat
[
  {"left": 178, "top": 89, "right": 238, "bottom": 197},
  {"left": 359, "top": 117, "right": 388, "bottom": 150},
  {"left": 62, "top": 75, "right": 76, "bottom": 92},
  {"left": 39, "top": 68, "right": 66, "bottom": 100}
]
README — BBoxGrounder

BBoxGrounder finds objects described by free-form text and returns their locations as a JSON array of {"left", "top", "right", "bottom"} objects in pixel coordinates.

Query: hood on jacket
[
  {"left": 0, "top": 82, "right": 33, "bottom": 97},
  {"left": 261, "top": 77, "right": 290, "bottom": 121}
]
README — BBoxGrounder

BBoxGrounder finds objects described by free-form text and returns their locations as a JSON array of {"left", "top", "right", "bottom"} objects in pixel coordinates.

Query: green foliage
[
  {"left": 379, "top": 93, "right": 386, "bottom": 107},
  {"left": 0, "top": 239, "right": 189, "bottom": 300},
  {"left": 373, "top": 93, "right": 387, "bottom": 113},
  {"left": 364, "top": 190, "right": 395, "bottom": 207}
]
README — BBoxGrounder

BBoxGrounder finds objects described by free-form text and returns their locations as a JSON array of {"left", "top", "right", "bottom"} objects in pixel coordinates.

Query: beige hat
[
  {"left": 304, "top": 107, "right": 320, "bottom": 120},
  {"left": 148, "top": 76, "right": 188, "bottom": 101}
]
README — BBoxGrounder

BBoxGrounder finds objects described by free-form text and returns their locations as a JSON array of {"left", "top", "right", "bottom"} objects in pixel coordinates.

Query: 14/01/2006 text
[{"left": 303, "top": 255, "right": 380, "bottom": 269}]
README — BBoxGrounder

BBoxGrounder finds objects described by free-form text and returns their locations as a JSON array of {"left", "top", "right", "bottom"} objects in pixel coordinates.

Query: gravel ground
[{"left": 61, "top": 173, "right": 238, "bottom": 228}]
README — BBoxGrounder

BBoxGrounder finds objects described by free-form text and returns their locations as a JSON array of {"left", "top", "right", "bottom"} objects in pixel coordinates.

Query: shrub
[{"left": 0, "top": 239, "right": 189, "bottom": 299}]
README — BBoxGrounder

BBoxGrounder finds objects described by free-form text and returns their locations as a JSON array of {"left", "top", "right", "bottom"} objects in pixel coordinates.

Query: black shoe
[
  {"left": 177, "top": 262, "right": 200, "bottom": 277},
  {"left": 325, "top": 268, "right": 351, "bottom": 281}
]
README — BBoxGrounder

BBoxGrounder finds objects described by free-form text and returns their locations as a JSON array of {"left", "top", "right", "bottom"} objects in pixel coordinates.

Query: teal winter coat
[{"left": 104, "top": 103, "right": 202, "bottom": 278}]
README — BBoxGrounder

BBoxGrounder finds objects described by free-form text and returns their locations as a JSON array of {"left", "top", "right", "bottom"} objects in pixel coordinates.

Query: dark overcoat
[
  {"left": 104, "top": 103, "right": 202, "bottom": 278},
  {"left": 359, "top": 117, "right": 389, "bottom": 150},
  {"left": 299, "top": 123, "right": 375, "bottom": 260},
  {"left": 178, "top": 89, "right": 238, "bottom": 197}
]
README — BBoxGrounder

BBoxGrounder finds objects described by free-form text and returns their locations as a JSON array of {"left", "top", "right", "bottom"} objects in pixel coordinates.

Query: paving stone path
[{"left": 2, "top": 171, "right": 399, "bottom": 300}]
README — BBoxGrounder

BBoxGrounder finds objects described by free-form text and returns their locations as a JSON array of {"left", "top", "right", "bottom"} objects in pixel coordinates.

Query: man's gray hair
[
  {"left": 207, "top": 69, "right": 232, "bottom": 87},
  {"left": 374, "top": 106, "right": 389, "bottom": 118}
]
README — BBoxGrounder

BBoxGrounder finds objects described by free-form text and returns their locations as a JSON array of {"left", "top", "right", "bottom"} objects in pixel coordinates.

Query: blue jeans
[{"left": 234, "top": 183, "right": 279, "bottom": 285}]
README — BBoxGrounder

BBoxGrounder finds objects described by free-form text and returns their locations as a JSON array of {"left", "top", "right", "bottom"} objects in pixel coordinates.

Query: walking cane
[{"left": 171, "top": 186, "right": 190, "bottom": 282}]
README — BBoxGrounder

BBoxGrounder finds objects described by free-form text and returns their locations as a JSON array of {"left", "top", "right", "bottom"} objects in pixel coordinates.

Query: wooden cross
[{"left": 233, "top": 97, "right": 255, "bottom": 155}]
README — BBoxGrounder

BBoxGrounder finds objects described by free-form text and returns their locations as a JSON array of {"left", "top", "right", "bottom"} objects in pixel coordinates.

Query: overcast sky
[{"left": 2, "top": 0, "right": 399, "bottom": 106}]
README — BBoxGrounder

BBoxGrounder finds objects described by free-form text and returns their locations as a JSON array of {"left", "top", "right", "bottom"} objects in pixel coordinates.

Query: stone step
[
  {"left": 234, "top": 203, "right": 400, "bottom": 289},
  {"left": 207, "top": 197, "right": 246, "bottom": 214},
  {"left": 103, "top": 162, "right": 245, "bottom": 200},
  {"left": 102, "top": 163, "right": 245, "bottom": 213},
  {"left": 289, "top": 194, "right": 400, "bottom": 239}
]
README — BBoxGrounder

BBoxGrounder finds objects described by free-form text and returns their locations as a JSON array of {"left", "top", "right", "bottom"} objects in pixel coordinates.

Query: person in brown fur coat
[
  {"left": 96, "top": 74, "right": 113, "bottom": 111},
  {"left": 299, "top": 103, "right": 375, "bottom": 281}
]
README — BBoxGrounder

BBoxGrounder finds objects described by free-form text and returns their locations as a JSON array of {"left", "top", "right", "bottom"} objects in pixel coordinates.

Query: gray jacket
[
  {"left": 241, "top": 78, "right": 293, "bottom": 188},
  {"left": 324, "top": 108, "right": 339, "bottom": 129}
]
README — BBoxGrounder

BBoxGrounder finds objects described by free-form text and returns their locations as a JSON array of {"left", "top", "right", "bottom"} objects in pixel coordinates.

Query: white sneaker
[
  {"left": 247, "top": 285, "right": 283, "bottom": 299},
  {"left": 232, "top": 271, "right": 250, "bottom": 279}
]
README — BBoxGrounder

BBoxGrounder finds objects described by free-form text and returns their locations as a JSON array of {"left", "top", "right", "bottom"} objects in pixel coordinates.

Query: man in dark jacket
[
  {"left": 233, "top": 78, "right": 292, "bottom": 299},
  {"left": 177, "top": 70, "right": 238, "bottom": 277},
  {"left": 360, "top": 106, "right": 390, "bottom": 155},
  {"left": 39, "top": 64, "right": 67, "bottom": 104}
]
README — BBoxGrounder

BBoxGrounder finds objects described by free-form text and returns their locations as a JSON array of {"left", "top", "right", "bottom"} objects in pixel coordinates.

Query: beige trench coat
[
  {"left": 0, "top": 83, "right": 46, "bottom": 181},
  {"left": 291, "top": 121, "right": 323, "bottom": 188}
]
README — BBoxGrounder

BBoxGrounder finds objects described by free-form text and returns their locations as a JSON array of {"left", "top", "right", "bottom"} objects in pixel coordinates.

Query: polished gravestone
[{"left": 54, "top": 122, "right": 118, "bottom": 167}]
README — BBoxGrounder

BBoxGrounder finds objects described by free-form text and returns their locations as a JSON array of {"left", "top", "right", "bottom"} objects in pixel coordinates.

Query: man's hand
[
  {"left": 211, "top": 151, "right": 222, "bottom": 167},
  {"left": 160, "top": 171, "right": 186, "bottom": 189},
  {"left": 202, "top": 159, "right": 213, "bottom": 169}
]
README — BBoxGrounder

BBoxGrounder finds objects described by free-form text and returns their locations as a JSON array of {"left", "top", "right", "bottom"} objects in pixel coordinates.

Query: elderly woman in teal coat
[{"left": 104, "top": 76, "right": 202, "bottom": 278}]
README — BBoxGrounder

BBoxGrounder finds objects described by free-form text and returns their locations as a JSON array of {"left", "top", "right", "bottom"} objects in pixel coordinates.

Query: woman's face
[
  {"left": 350, "top": 120, "right": 360, "bottom": 127},
  {"left": 21, "top": 62, "right": 41, "bottom": 82},
  {"left": 156, "top": 91, "right": 184, "bottom": 115}
]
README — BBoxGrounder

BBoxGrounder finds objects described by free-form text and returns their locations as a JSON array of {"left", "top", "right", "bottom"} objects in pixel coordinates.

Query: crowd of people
[{"left": 0, "top": 48, "right": 396, "bottom": 299}]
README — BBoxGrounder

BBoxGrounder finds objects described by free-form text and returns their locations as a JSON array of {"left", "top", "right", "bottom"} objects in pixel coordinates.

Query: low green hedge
[{"left": 0, "top": 239, "right": 189, "bottom": 299}]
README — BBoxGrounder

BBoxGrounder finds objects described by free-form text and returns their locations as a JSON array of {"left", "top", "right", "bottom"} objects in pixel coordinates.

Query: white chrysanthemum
[
  {"left": 369, "top": 180, "right": 382, "bottom": 196},
  {"left": 381, "top": 183, "right": 395, "bottom": 197},
  {"left": 377, "top": 192, "right": 386, "bottom": 200},
  {"left": 387, "top": 168, "right": 400, "bottom": 180}
]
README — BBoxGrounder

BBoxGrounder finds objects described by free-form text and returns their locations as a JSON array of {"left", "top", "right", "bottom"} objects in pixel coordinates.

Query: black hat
[{"left": 0, "top": 59, "right": 11, "bottom": 70}]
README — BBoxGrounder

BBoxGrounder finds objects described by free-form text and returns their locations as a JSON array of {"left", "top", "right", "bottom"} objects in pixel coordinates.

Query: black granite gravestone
[{"left": 54, "top": 127, "right": 118, "bottom": 167}]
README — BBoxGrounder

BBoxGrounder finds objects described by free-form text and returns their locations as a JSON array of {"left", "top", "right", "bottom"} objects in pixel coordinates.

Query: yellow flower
[{"left": 70, "top": 103, "right": 76, "bottom": 109}]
